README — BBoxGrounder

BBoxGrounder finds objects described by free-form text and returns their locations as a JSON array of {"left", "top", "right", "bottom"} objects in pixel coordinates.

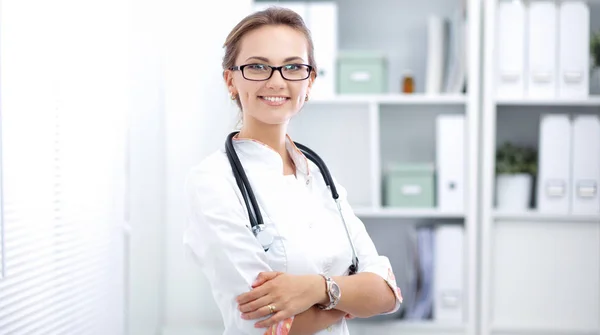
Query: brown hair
[{"left": 222, "top": 6, "right": 318, "bottom": 110}]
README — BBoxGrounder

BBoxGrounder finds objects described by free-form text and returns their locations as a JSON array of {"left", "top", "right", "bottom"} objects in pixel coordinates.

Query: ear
[
  {"left": 223, "top": 69, "right": 237, "bottom": 95},
  {"left": 306, "top": 70, "right": 317, "bottom": 95}
]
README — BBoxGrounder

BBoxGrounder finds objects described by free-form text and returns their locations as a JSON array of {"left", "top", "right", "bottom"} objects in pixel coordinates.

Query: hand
[{"left": 236, "top": 272, "right": 325, "bottom": 329}]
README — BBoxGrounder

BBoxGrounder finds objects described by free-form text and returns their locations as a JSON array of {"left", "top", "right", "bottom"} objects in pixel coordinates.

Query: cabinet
[
  {"left": 253, "top": 0, "right": 481, "bottom": 334},
  {"left": 481, "top": 1, "right": 600, "bottom": 335}
]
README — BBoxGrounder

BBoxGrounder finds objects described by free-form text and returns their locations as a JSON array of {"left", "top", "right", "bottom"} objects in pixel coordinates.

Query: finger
[
  {"left": 242, "top": 303, "right": 277, "bottom": 321},
  {"left": 236, "top": 285, "right": 268, "bottom": 305},
  {"left": 238, "top": 294, "right": 272, "bottom": 314},
  {"left": 254, "top": 311, "right": 289, "bottom": 329},
  {"left": 252, "top": 271, "right": 282, "bottom": 288}
]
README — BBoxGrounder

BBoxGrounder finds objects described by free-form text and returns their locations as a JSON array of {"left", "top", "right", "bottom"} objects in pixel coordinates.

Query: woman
[{"left": 183, "top": 7, "right": 402, "bottom": 335}]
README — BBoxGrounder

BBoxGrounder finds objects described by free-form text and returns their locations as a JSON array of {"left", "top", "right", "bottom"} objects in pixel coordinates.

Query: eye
[
  {"left": 246, "top": 64, "right": 268, "bottom": 71},
  {"left": 283, "top": 64, "right": 302, "bottom": 71}
]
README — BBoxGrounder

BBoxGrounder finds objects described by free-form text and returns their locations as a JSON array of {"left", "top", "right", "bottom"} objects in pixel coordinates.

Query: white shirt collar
[{"left": 231, "top": 134, "right": 311, "bottom": 177}]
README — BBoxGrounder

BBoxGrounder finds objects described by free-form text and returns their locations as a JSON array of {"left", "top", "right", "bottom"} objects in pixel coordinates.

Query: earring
[
  {"left": 305, "top": 95, "right": 309, "bottom": 102},
  {"left": 231, "top": 93, "right": 237, "bottom": 100}
]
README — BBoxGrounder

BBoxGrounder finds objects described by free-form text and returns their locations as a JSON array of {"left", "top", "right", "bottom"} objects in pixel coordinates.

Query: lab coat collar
[{"left": 232, "top": 133, "right": 310, "bottom": 177}]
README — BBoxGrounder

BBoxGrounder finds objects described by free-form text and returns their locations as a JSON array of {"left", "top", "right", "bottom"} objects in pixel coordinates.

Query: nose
[{"left": 265, "top": 68, "right": 286, "bottom": 89}]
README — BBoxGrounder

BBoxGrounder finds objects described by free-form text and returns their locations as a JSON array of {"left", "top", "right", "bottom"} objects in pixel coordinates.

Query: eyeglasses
[{"left": 229, "top": 63, "right": 313, "bottom": 81}]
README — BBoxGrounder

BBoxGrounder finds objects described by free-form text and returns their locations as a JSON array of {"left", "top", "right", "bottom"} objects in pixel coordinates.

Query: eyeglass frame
[{"left": 229, "top": 63, "right": 314, "bottom": 81}]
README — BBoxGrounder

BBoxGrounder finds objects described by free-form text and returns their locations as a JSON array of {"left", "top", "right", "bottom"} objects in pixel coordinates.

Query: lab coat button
[{"left": 306, "top": 178, "right": 310, "bottom": 185}]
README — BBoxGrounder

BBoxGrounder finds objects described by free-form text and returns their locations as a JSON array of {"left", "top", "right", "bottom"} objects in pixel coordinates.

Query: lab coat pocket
[{"left": 262, "top": 221, "right": 288, "bottom": 273}]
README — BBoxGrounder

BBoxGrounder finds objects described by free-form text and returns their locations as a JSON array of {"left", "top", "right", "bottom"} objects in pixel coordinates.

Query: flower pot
[{"left": 495, "top": 173, "right": 533, "bottom": 211}]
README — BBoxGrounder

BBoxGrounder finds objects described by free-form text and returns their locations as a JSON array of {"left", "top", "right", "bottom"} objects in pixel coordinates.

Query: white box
[
  {"left": 436, "top": 115, "right": 465, "bottom": 212},
  {"left": 571, "top": 115, "right": 600, "bottom": 214},
  {"left": 433, "top": 224, "right": 464, "bottom": 322},
  {"left": 496, "top": 0, "right": 526, "bottom": 98},
  {"left": 527, "top": 1, "right": 558, "bottom": 98},
  {"left": 558, "top": 1, "right": 590, "bottom": 98},
  {"left": 537, "top": 114, "right": 571, "bottom": 213}
]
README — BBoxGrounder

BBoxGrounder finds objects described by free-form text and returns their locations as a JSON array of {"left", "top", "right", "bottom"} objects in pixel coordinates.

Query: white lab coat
[{"left": 183, "top": 135, "right": 402, "bottom": 335}]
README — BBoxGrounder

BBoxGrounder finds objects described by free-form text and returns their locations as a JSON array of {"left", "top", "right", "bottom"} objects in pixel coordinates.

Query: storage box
[
  {"left": 384, "top": 163, "right": 435, "bottom": 208},
  {"left": 337, "top": 51, "right": 387, "bottom": 94}
]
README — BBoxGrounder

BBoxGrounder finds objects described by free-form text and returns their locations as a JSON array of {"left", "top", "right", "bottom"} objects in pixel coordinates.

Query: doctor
[{"left": 184, "top": 6, "right": 402, "bottom": 335}]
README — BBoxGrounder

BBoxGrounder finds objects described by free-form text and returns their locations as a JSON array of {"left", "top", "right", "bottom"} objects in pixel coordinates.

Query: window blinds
[{"left": 0, "top": 0, "right": 129, "bottom": 333}]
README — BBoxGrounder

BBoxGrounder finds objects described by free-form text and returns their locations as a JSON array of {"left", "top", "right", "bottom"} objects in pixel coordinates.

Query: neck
[{"left": 238, "top": 118, "right": 289, "bottom": 162}]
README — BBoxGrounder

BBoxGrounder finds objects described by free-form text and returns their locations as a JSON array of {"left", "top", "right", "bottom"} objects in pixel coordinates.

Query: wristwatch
[{"left": 318, "top": 275, "right": 341, "bottom": 310}]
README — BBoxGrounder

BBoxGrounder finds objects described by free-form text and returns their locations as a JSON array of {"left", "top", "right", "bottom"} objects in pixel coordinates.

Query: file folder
[
  {"left": 527, "top": 1, "right": 558, "bottom": 98},
  {"left": 558, "top": 1, "right": 590, "bottom": 98},
  {"left": 571, "top": 115, "right": 600, "bottom": 214},
  {"left": 436, "top": 114, "right": 465, "bottom": 212},
  {"left": 433, "top": 224, "right": 464, "bottom": 322},
  {"left": 306, "top": 2, "right": 337, "bottom": 98},
  {"left": 425, "top": 15, "right": 447, "bottom": 94},
  {"left": 496, "top": 0, "right": 526, "bottom": 98},
  {"left": 537, "top": 114, "right": 571, "bottom": 213}
]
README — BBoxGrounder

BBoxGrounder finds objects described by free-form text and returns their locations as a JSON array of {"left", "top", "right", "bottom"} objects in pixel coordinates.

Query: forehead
[{"left": 236, "top": 24, "right": 309, "bottom": 64}]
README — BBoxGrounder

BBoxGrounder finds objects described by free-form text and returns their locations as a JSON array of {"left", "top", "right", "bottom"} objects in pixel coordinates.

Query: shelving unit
[
  {"left": 482, "top": 1, "right": 600, "bottom": 335},
  {"left": 253, "top": 0, "right": 482, "bottom": 334},
  {"left": 311, "top": 93, "right": 468, "bottom": 105}
]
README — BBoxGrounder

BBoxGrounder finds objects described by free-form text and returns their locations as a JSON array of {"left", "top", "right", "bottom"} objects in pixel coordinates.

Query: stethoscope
[{"left": 225, "top": 131, "right": 359, "bottom": 275}]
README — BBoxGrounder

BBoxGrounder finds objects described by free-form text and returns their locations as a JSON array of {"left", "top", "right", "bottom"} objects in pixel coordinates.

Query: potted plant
[
  {"left": 495, "top": 142, "right": 537, "bottom": 210},
  {"left": 589, "top": 30, "right": 600, "bottom": 93}
]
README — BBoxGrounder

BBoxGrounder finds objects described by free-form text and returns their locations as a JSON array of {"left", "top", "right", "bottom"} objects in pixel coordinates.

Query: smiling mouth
[{"left": 259, "top": 96, "right": 290, "bottom": 105}]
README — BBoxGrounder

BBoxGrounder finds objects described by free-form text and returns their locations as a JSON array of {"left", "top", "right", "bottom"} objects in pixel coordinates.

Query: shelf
[
  {"left": 493, "top": 210, "right": 600, "bottom": 223},
  {"left": 348, "top": 319, "right": 466, "bottom": 333},
  {"left": 310, "top": 93, "right": 467, "bottom": 105},
  {"left": 495, "top": 96, "right": 600, "bottom": 106},
  {"left": 491, "top": 325, "right": 599, "bottom": 335},
  {"left": 353, "top": 207, "right": 464, "bottom": 219}
]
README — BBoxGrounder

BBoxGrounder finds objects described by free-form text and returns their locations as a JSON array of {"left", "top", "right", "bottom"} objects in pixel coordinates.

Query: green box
[
  {"left": 337, "top": 51, "right": 387, "bottom": 94},
  {"left": 384, "top": 163, "right": 435, "bottom": 208}
]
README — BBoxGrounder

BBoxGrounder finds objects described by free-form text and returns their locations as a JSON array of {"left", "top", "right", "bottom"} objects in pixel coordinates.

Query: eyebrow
[{"left": 245, "top": 56, "right": 305, "bottom": 63}]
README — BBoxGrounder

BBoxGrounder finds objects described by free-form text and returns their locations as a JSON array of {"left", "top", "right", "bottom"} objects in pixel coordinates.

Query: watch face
[{"left": 330, "top": 282, "right": 340, "bottom": 298}]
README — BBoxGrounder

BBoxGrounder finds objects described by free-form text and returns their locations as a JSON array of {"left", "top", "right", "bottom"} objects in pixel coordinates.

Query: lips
[{"left": 259, "top": 95, "right": 290, "bottom": 106}]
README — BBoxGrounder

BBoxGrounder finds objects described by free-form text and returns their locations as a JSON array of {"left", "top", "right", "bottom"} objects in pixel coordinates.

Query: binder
[
  {"left": 527, "top": 1, "right": 558, "bottom": 98},
  {"left": 306, "top": 2, "right": 337, "bottom": 98},
  {"left": 433, "top": 224, "right": 464, "bottom": 322},
  {"left": 436, "top": 114, "right": 465, "bottom": 212},
  {"left": 425, "top": 15, "right": 447, "bottom": 94},
  {"left": 571, "top": 115, "right": 600, "bottom": 214},
  {"left": 537, "top": 114, "right": 571, "bottom": 213},
  {"left": 558, "top": 1, "right": 590, "bottom": 98},
  {"left": 496, "top": 0, "right": 526, "bottom": 98}
]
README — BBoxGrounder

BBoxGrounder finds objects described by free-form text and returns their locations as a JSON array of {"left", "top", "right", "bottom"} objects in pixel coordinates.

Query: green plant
[
  {"left": 495, "top": 142, "right": 537, "bottom": 175},
  {"left": 590, "top": 30, "right": 600, "bottom": 69}
]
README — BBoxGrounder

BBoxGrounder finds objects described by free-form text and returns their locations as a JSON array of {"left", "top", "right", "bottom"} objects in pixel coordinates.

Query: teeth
[{"left": 262, "top": 96, "right": 286, "bottom": 102}]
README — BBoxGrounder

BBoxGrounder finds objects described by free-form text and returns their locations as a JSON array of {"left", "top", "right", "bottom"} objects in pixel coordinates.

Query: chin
[{"left": 254, "top": 107, "right": 297, "bottom": 125}]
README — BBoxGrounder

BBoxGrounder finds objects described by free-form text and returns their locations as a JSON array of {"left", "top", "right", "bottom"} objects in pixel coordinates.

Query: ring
[{"left": 268, "top": 304, "right": 276, "bottom": 314}]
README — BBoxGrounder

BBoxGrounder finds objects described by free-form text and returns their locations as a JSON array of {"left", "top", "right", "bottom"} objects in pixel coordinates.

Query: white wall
[
  {"left": 161, "top": 0, "right": 252, "bottom": 332},
  {"left": 128, "top": 0, "right": 166, "bottom": 333}
]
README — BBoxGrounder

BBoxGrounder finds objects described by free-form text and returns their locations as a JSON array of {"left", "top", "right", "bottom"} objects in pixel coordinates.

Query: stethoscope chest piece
[{"left": 252, "top": 224, "right": 274, "bottom": 251}]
